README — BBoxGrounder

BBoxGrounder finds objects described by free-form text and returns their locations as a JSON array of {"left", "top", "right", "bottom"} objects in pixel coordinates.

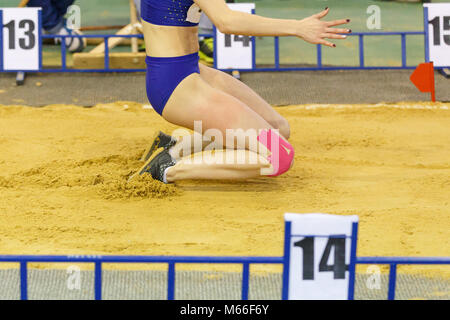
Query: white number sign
[
  {"left": 284, "top": 213, "right": 359, "bottom": 300},
  {"left": 0, "top": 8, "right": 41, "bottom": 71},
  {"left": 424, "top": 3, "right": 450, "bottom": 67},
  {"left": 216, "top": 3, "right": 255, "bottom": 70}
]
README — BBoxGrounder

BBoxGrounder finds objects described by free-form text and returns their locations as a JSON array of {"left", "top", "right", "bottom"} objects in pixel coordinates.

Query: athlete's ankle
[
  {"left": 168, "top": 143, "right": 182, "bottom": 161},
  {"left": 165, "top": 166, "right": 176, "bottom": 183}
]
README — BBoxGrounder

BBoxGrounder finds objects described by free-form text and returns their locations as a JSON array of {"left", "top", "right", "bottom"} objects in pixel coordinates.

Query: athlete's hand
[{"left": 296, "top": 8, "right": 351, "bottom": 48}]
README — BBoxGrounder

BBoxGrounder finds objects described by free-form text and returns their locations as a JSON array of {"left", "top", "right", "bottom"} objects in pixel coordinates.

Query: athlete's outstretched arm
[{"left": 195, "top": 0, "right": 350, "bottom": 48}]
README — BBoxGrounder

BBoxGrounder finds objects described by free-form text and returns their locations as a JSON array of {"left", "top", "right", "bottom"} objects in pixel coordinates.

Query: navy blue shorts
[{"left": 145, "top": 52, "right": 200, "bottom": 115}]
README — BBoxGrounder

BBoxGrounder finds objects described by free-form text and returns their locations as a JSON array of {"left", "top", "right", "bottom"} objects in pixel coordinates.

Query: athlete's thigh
[
  {"left": 162, "top": 73, "right": 273, "bottom": 146},
  {"left": 199, "top": 64, "right": 288, "bottom": 130}
]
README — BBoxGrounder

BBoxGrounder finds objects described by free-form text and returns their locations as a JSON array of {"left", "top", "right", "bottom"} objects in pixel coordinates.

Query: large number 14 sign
[
  {"left": 284, "top": 213, "right": 358, "bottom": 300},
  {"left": 425, "top": 3, "right": 450, "bottom": 67},
  {"left": 0, "top": 8, "right": 41, "bottom": 71}
]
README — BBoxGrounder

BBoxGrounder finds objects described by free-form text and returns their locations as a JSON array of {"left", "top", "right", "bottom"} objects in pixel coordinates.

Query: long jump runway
[{"left": 0, "top": 70, "right": 449, "bottom": 106}]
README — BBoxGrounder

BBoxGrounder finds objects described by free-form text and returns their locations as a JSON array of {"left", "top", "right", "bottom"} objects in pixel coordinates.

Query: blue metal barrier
[
  {"left": 0, "top": 31, "right": 428, "bottom": 73},
  {"left": 37, "top": 33, "right": 214, "bottom": 73},
  {"left": 41, "top": 33, "right": 146, "bottom": 73},
  {"left": 0, "top": 255, "right": 284, "bottom": 300},
  {"left": 356, "top": 257, "right": 450, "bottom": 300},
  {"left": 261, "top": 31, "right": 426, "bottom": 72},
  {"left": 0, "top": 254, "right": 448, "bottom": 300}
]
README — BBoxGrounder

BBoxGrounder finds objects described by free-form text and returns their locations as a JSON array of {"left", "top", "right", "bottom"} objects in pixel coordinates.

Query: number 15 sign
[
  {"left": 283, "top": 213, "right": 359, "bottom": 300},
  {"left": 0, "top": 8, "right": 42, "bottom": 71},
  {"left": 424, "top": 3, "right": 450, "bottom": 67}
]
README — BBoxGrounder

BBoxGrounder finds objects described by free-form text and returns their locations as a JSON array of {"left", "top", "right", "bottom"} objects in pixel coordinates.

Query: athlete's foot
[
  {"left": 140, "top": 131, "right": 177, "bottom": 162},
  {"left": 129, "top": 148, "right": 176, "bottom": 183}
]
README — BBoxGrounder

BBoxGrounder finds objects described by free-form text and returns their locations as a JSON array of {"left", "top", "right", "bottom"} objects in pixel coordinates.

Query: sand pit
[{"left": 0, "top": 102, "right": 449, "bottom": 277}]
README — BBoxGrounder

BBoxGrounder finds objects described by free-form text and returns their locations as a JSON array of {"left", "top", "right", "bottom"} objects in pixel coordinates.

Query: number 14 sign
[
  {"left": 215, "top": 3, "right": 255, "bottom": 70},
  {"left": 283, "top": 213, "right": 359, "bottom": 300},
  {"left": 0, "top": 8, "right": 42, "bottom": 71}
]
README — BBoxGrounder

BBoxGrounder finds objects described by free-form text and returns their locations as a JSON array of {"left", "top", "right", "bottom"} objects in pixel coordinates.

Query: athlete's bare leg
[
  {"left": 163, "top": 63, "right": 290, "bottom": 162},
  {"left": 199, "top": 64, "right": 290, "bottom": 139},
  {"left": 162, "top": 74, "right": 276, "bottom": 151},
  {"left": 159, "top": 73, "right": 292, "bottom": 181},
  {"left": 166, "top": 150, "right": 271, "bottom": 182}
]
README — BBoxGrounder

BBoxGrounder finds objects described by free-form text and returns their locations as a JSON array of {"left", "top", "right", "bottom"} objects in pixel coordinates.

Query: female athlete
[{"left": 131, "top": 0, "right": 351, "bottom": 183}]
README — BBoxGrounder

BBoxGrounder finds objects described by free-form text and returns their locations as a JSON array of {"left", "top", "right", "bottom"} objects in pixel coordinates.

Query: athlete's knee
[
  {"left": 271, "top": 118, "right": 290, "bottom": 140},
  {"left": 279, "top": 119, "right": 291, "bottom": 140},
  {"left": 257, "top": 129, "right": 294, "bottom": 177}
]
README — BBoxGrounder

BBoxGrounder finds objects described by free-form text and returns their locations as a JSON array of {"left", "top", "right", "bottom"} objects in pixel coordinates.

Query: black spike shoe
[
  {"left": 141, "top": 131, "right": 177, "bottom": 162},
  {"left": 129, "top": 148, "right": 176, "bottom": 183}
]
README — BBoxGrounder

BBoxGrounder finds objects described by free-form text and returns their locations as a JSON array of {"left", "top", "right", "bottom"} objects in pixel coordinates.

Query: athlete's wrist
[{"left": 293, "top": 19, "right": 307, "bottom": 39}]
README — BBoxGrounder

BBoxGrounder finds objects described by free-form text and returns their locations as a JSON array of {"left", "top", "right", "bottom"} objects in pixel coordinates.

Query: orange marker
[{"left": 410, "top": 62, "right": 436, "bottom": 102}]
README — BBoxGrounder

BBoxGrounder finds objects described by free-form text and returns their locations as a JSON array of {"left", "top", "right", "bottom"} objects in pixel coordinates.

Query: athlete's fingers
[
  {"left": 319, "top": 39, "right": 336, "bottom": 48},
  {"left": 326, "top": 27, "right": 352, "bottom": 34},
  {"left": 322, "top": 33, "right": 347, "bottom": 40},
  {"left": 326, "top": 19, "right": 350, "bottom": 27},
  {"left": 314, "top": 7, "right": 330, "bottom": 19}
]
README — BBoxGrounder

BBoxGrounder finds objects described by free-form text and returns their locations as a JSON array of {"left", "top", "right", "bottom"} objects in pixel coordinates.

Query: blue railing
[
  {"left": 42, "top": 33, "right": 146, "bottom": 73},
  {"left": 0, "top": 30, "right": 427, "bottom": 73},
  {"left": 0, "top": 255, "right": 284, "bottom": 300},
  {"left": 267, "top": 31, "right": 426, "bottom": 72},
  {"left": 39, "top": 32, "right": 212, "bottom": 73},
  {"left": 0, "top": 254, "right": 448, "bottom": 300},
  {"left": 356, "top": 256, "right": 450, "bottom": 300}
]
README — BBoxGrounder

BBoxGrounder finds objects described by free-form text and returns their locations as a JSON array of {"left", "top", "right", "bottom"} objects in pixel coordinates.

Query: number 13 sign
[
  {"left": 0, "top": 8, "right": 42, "bottom": 71},
  {"left": 283, "top": 213, "right": 359, "bottom": 300},
  {"left": 425, "top": 3, "right": 450, "bottom": 67}
]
